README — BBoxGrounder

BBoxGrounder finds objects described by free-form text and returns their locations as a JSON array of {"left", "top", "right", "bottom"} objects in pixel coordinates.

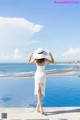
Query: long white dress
[{"left": 34, "top": 65, "right": 46, "bottom": 96}]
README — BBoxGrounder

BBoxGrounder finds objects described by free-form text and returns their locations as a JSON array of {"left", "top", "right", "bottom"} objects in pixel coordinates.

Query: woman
[{"left": 28, "top": 48, "right": 54, "bottom": 114}]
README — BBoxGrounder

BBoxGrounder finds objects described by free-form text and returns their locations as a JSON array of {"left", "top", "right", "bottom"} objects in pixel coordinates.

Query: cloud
[
  {"left": 0, "top": 48, "right": 22, "bottom": 61},
  {"left": 62, "top": 48, "right": 80, "bottom": 60},
  {"left": 0, "top": 17, "right": 43, "bottom": 50},
  {"left": 30, "top": 40, "right": 40, "bottom": 44},
  {"left": 13, "top": 48, "right": 22, "bottom": 59},
  {"left": 0, "top": 17, "right": 44, "bottom": 62}
]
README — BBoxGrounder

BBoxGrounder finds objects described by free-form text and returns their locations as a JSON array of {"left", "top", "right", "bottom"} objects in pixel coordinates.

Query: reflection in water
[{"left": 1, "top": 96, "right": 12, "bottom": 102}]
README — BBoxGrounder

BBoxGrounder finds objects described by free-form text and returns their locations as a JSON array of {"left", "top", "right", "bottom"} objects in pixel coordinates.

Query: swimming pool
[
  {"left": 0, "top": 76, "right": 80, "bottom": 107},
  {"left": 0, "top": 63, "right": 80, "bottom": 107}
]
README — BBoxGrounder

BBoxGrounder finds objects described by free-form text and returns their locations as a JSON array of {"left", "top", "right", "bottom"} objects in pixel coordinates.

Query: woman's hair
[{"left": 35, "top": 58, "right": 45, "bottom": 64}]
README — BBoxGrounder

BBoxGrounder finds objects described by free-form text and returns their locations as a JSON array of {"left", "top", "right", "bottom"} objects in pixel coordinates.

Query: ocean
[{"left": 0, "top": 63, "right": 80, "bottom": 107}]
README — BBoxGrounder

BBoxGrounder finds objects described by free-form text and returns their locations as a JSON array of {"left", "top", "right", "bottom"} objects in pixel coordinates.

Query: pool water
[{"left": 0, "top": 76, "right": 80, "bottom": 107}]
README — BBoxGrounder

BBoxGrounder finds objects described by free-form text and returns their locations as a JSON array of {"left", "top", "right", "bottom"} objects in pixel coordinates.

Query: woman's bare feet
[
  {"left": 40, "top": 106, "right": 44, "bottom": 114},
  {"left": 36, "top": 104, "right": 40, "bottom": 112}
]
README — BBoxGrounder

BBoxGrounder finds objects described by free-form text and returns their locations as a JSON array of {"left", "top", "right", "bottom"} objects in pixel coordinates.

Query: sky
[{"left": 0, "top": 0, "right": 80, "bottom": 62}]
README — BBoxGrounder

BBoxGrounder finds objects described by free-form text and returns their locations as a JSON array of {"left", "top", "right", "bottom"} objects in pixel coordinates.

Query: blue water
[
  {"left": 0, "top": 63, "right": 75, "bottom": 74},
  {"left": 0, "top": 63, "right": 80, "bottom": 107}
]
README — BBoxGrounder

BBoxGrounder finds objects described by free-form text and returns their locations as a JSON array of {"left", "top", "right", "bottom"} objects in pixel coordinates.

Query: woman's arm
[
  {"left": 28, "top": 52, "right": 35, "bottom": 63},
  {"left": 46, "top": 52, "right": 54, "bottom": 64}
]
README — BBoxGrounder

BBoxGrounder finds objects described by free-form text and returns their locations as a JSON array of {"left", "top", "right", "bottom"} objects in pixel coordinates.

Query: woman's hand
[
  {"left": 48, "top": 52, "right": 52, "bottom": 56},
  {"left": 30, "top": 52, "right": 34, "bottom": 57},
  {"left": 47, "top": 52, "right": 54, "bottom": 64},
  {"left": 28, "top": 52, "right": 35, "bottom": 63}
]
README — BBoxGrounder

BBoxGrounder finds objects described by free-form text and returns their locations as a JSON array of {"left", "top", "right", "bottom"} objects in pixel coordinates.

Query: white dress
[{"left": 34, "top": 65, "right": 46, "bottom": 96}]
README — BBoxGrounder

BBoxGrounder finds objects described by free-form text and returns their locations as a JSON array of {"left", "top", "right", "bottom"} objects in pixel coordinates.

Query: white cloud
[
  {"left": 0, "top": 17, "right": 43, "bottom": 50},
  {"left": 0, "top": 52, "right": 11, "bottom": 59},
  {"left": 62, "top": 48, "right": 80, "bottom": 60},
  {"left": 0, "top": 17, "right": 43, "bottom": 62},
  {"left": 0, "top": 48, "right": 22, "bottom": 60},
  {"left": 13, "top": 48, "right": 22, "bottom": 59},
  {"left": 30, "top": 40, "right": 40, "bottom": 43}
]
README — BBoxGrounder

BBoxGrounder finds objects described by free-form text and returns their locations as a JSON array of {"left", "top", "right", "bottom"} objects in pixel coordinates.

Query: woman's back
[{"left": 36, "top": 64, "right": 45, "bottom": 72}]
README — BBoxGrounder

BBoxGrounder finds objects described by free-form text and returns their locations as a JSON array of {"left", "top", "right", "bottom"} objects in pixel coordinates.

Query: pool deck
[{"left": 0, "top": 107, "right": 80, "bottom": 120}]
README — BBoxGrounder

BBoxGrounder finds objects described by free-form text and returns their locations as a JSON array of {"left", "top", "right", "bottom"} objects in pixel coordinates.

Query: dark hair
[{"left": 35, "top": 58, "right": 45, "bottom": 64}]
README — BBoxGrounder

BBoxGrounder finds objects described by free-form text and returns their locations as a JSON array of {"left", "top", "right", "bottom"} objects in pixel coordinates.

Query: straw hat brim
[
  {"left": 33, "top": 49, "right": 48, "bottom": 59},
  {"left": 33, "top": 53, "right": 46, "bottom": 59}
]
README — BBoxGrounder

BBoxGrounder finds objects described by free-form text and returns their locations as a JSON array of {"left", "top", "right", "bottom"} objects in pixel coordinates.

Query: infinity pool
[{"left": 0, "top": 76, "right": 80, "bottom": 107}]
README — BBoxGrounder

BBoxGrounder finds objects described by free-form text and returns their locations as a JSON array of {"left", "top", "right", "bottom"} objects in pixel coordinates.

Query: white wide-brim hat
[{"left": 33, "top": 48, "right": 49, "bottom": 59}]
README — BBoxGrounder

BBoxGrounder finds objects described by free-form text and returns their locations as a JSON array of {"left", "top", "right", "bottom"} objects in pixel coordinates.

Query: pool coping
[{"left": 0, "top": 107, "right": 80, "bottom": 120}]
